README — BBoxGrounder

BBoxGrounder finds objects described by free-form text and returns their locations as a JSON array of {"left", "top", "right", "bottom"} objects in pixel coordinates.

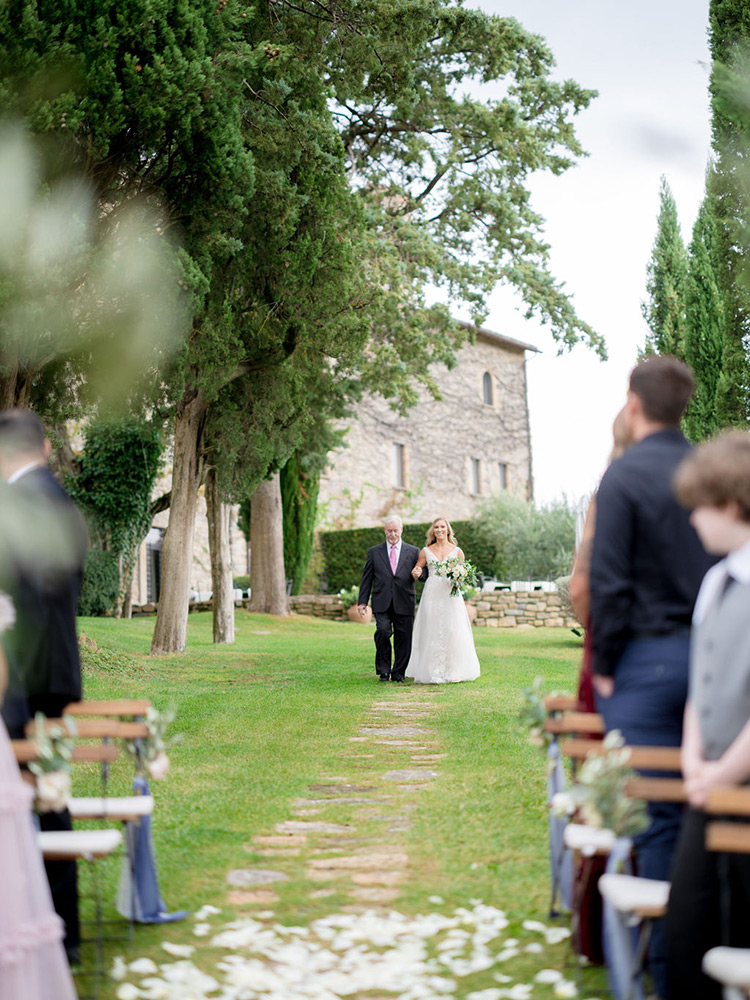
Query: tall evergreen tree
[
  {"left": 683, "top": 180, "right": 726, "bottom": 442},
  {"left": 707, "top": 0, "right": 750, "bottom": 425},
  {"left": 642, "top": 176, "right": 688, "bottom": 357}
]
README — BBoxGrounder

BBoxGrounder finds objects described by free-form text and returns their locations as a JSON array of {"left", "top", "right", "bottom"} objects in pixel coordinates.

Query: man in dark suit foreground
[
  {"left": 0, "top": 408, "right": 88, "bottom": 963},
  {"left": 357, "top": 515, "right": 424, "bottom": 683}
]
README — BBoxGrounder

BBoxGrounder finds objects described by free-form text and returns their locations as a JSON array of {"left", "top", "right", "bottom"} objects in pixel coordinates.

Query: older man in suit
[
  {"left": 0, "top": 407, "right": 88, "bottom": 964},
  {"left": 357, "top": 515, "right": 424, "bottom": 683}
]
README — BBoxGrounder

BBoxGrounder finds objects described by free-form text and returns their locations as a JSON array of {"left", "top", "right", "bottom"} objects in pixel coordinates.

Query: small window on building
[
  {"left": 498, "top": 463, "right": 508, "bottom": 491},
  {"left": 470, "top": 457, "right": 481, "bottom": 495},
  {"left": 482, "top": 371, "right": 494, "bottom": 406},
  {"left": 392, "top": 443, "right": 406, "bottom": 489}
]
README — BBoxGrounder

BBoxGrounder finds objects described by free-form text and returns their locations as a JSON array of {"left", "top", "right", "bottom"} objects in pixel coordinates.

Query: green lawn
[{"left": 71, "top": 612, "right": 607, "bottom": 997}]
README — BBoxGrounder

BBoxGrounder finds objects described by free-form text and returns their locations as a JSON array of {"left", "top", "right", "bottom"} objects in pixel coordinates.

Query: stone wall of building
[{"left": 317, "top": 327, "right": 535, "bottom": 529}]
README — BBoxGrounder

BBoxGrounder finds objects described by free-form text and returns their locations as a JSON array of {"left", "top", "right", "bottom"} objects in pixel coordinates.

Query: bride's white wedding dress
[{"left": 405, "top": 546, "right": 481, "bottom": 684}]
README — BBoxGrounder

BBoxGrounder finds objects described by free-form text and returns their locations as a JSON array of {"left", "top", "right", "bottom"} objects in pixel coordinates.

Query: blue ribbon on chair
[
  {"left": 547, "top": 739, "right": 573, "bottom": 914},
  {"left": 602, "top": 836, "right": 644, "bottom": 1000},
  {"left": 116, "top": 776, "right": 188, "bottom": 924}
]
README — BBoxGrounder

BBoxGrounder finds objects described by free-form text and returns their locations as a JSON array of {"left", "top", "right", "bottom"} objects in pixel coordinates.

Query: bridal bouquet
[{"left": 433, "top": 556, "right": 478, "bottom": 598}]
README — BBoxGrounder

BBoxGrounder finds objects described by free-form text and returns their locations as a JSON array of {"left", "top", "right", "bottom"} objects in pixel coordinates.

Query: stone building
[
  {"left": 317, "top": 323, "right": 537, "bottom": 529},
  {"left": 129, "top": 322, "right": 537, "bottom": 604}
]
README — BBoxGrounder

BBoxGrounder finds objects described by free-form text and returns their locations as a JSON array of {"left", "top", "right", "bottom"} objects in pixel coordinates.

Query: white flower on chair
[
  {"left": 35, "top": 769, "right": 71, "bottom": 813},
  {"left": 147, "top": 751, "right": 171, "bottom": 781}
]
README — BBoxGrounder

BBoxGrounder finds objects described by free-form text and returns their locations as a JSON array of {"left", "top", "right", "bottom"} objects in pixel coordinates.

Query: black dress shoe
[
  {"left": 391, "top": 676, "right": 405, "bottom": 683},
  {"left": 379, "top": 675, "right": 390, "bottom": 682}
]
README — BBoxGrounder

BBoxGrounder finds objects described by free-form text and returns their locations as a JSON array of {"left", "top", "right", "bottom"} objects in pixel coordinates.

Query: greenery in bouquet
[
  {"left": 552, "top": 730, "right": 650, "bottom": 840},
  {"left": 519, "top": 676, "right": 559, "bottom": 753},
  {"left": 338, "top": 585, "right": 361, "bottom": 610},
  {"left": 28, "top": 712, "right": 77, "bottom": 813},
  {"left": 433, "top": 556, "right": 478, "bottom": 597},
  {"left": 124, "top": 704, "right": 182, "bottom": 781}
]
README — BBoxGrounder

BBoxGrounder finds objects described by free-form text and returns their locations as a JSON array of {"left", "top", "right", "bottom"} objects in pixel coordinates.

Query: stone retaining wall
[{"left": 132, "top": 592, "right": 579, "bottom": 629}]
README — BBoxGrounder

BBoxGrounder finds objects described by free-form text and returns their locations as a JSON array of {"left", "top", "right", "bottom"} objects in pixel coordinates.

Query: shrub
[
  {"left": 319, "top": 520, "right": 496, "bottom": 592},
  {"left": 78, "top": 549, "right": 120, "bottom": 617},
  {"left": 472, "top": 494, "right": 576, "bottom": 581},
  {"left": 233, "top": 575, "right": 251, "bottom": 592}
]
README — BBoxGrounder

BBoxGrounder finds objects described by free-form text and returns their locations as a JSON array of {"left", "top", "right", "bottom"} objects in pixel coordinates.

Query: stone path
[{"left": 227, "top": 691, "right": 443, "bottom": 913}]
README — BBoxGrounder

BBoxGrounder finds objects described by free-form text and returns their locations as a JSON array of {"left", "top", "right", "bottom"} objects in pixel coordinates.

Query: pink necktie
[{"left": 390, "top": 545, "right": 397, "bottom": 573}]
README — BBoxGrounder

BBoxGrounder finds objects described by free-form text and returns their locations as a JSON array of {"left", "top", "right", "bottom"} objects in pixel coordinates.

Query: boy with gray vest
[{"left": 666, "top": 430, "right": 750, "bottom": 999}]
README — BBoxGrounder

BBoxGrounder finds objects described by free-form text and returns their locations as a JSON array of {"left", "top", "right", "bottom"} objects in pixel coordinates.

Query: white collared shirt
[
  {"left": 7, "top": 460, "right": 45, "bottom": 484},
  {"left": 693, "top": 538, "right": 750, "bottom": 625}
]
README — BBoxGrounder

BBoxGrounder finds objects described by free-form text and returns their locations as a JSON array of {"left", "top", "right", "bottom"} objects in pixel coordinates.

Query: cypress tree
[
  {"left": 642, "top": 176, "right": 688, "bottom": 357},
  {"left": 707, "top": 0, "right": 750, "bottom": 425},
  {"left": 280, "top": 452, "right": 321, "bottom": 596},
  {"left": 683, "top": 181, "right": 726, "bottom": 442}
]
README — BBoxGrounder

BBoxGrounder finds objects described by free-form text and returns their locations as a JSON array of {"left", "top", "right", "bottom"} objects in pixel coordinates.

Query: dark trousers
[
  {"left": 665, "top": 808, "right": 750, "bottom": 999},
  {"left": 596, "top": 634, "right": 690, "bottom": 998},
  {"left": 373, "top": 604, "right": 414, "bottom": 680}
]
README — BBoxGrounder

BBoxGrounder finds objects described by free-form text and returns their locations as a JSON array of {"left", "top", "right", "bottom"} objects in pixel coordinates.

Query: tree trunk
[
  {"left": 248, "top": 473, "right": 289, "bottom": 616},
  {"left": 206, "top": 466, "right": 235, "bottom": 644},
  {"left": 150, "top": 389, "right": 207, "bottom": 654}
]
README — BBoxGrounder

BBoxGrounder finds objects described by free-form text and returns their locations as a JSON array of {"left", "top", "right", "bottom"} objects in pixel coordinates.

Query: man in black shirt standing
[{"left": 590, "top": 356, "right": 715, "bottom": 999}]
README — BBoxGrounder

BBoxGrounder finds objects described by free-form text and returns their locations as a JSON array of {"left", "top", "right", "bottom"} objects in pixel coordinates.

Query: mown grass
[{"left": 71, "top": 612, "right": 607, "bottom": 996}]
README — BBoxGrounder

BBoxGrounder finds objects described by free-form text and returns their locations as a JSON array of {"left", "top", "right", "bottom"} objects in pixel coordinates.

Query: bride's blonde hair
[{"left": 426, "top": 516, "right": 457, "bottom": 546}]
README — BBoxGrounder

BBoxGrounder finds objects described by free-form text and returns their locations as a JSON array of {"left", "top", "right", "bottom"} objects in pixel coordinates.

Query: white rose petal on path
[
  {"left": 128, "top": 958, "right": 158, "bottom": 974},
  {"left": 111, "top": 956, "right": 128, "bottom": 981},
  {"left": 522, "top": 919, "right": 547, "bottom": 933},
  {"left": 429, "top": 895, "right": 444, "bottom": 904},
  {"left": 501, "top": 986, "right": 533, "bottom": 1000},
  {"left": 496, "top": 947, "right": 520, "bottom": 962},
  {"left": 494, "top": 972, "right": 513, "bottom": 983},
  {"left": 160, "top": 942, "right": 195, "bottom": 957},
  {"left": 544, "top": 927, "right": 572, "bottom": 945},
  {"left": 193, "top": 923, "right": 211, "bottom": 936},
  {"left": 467, "top": 989, "right": 504, "bottom": 1000},
  {"left": 195, "top": 904, "right": 221, "bottom": 920},
  {"left": 534, "top": 968, "right": 564, "bottom": 984},
  {"left": 115, "top": 985, "right": 141, "bottom": 1000},
  {"left": 524, "top": 942, "right": 544, "bottom": 953},
  {"left": 553, "top": 980, "right": 579, "bottom": 997}
]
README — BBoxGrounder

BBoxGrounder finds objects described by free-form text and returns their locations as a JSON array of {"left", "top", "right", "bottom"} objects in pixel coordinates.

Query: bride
[{"left": 405, "top": 517, "right": 481, "bottom": 684}]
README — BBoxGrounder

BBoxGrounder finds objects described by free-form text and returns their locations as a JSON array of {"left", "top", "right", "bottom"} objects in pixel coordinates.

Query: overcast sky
[{"left": 468, "top": 0, "right": 712, "bottom": 503}]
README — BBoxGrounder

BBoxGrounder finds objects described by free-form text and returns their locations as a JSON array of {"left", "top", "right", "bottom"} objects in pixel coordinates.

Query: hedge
[
  {"left": 78, "top": 549, "right": 120, "bottom": 617},
  {"left": 319, "top": 520, "right": 496, "bottom": 593}
]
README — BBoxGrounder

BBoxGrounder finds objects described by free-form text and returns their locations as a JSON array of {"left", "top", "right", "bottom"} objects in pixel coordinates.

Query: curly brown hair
[
  {"left": 674, "top": 430, "right": 750, "bottom": 522},
  {"left": 425, "top": 516, "right": 457, "bottom": 547}
]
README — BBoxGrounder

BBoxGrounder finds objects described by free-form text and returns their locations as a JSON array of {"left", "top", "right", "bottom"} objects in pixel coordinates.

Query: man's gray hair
[{"left": 384, "top": 515, "right": 403, "bottom": 528}]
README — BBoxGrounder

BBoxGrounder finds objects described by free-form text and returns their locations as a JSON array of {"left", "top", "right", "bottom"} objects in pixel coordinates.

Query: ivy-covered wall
[{"left": 319, "top": 520, "right": 495, "bottom": 592}]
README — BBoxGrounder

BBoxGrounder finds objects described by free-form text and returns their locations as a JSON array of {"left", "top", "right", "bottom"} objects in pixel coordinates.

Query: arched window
[{"left": 482, "top": 371, "right": 493, "bottom": 406}]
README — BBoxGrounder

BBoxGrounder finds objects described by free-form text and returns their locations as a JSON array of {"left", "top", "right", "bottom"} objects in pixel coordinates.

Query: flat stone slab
[
  {"left": 360, "top": 726, "right": 434, "bottom": 738},
  {"left": 374, "top": 740, "right": 418, "bottom": 746},
  {"left": 350, "top": 887, "right": 401, "bottom": 903},
  {"left": 387, "top": 819, "right": 414, "bottom": 833},
  {"left": 372, "top": 701, "right": 433, "bottom": 708},
  {"left": 307, "top": 852, "right": 408, "bottom": 871},
  {"left": 309, "top": 888, "right": 337, "bottom": 899},
  {"left": 252, "top": 834, "right": 307, "bottom": 847},
  {"left": 226, "top": 889, "right": 279, "bottom": 905},
  {"left": 292, "top": 808, "right": 321, "bottom": 816},
  {"left": 308, "top": 784, "right": 375, "bottom": 794},
  {"left": 382, "top": 769, "right": 439, "bottom": 782},
  {"left": 226, "top": 869, "right": 289, "bottom": 888},
  {"left": 351, "top": 870, "right": 404, "bottom": 886},
  {"left": 277, "top": 820, "right": 353, "bottom": 835},
  {"left": 349, "top": 737, "right": 368, "bottom": 742},
  {"left": 294, "top": 797, "right": 382, "bottom": 807},
  {"left": 411, "top": 754, "right": 447, "bottom": 761},
  {"left": 251, "top": 847, "right": 301, "bottom": 858}
]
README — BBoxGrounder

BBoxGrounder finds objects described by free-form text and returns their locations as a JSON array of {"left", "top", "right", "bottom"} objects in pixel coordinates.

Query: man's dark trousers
[
  {"left": 374, "top": 604, "right": 414, "bottom": 681},
  {"left": 596, "top": 633, "right": 689, "bottom": 998}
]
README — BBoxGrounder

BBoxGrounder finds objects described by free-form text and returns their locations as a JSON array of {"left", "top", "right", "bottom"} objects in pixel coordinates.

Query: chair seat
[
  {"left": 563, "top": 822, "right": 617, "bottom": 855},
  {"left": 69, "top": 796, "right": 154, "bottom": 821},
  {"left": 598, "top": 873, "right": 670, "bottom": 917},
  {"left": 703, "top": 947, "right": 750, "bottom": 987},
  {"left": 38, "top": 829, "right": 123, "bottom": 860}
]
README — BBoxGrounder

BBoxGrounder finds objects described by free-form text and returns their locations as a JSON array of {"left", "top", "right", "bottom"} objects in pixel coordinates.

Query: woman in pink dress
[{"left": 0, "top": 592, "right": 77, "bottom": 1000}]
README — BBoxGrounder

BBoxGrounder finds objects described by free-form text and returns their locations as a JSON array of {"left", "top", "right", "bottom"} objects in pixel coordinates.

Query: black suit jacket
[
  {"left": 2, "top": 465, "right": 87, "bottom": 701},
  {"left": 358, "top": 541, "right": 422, "bottom": 615}
]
